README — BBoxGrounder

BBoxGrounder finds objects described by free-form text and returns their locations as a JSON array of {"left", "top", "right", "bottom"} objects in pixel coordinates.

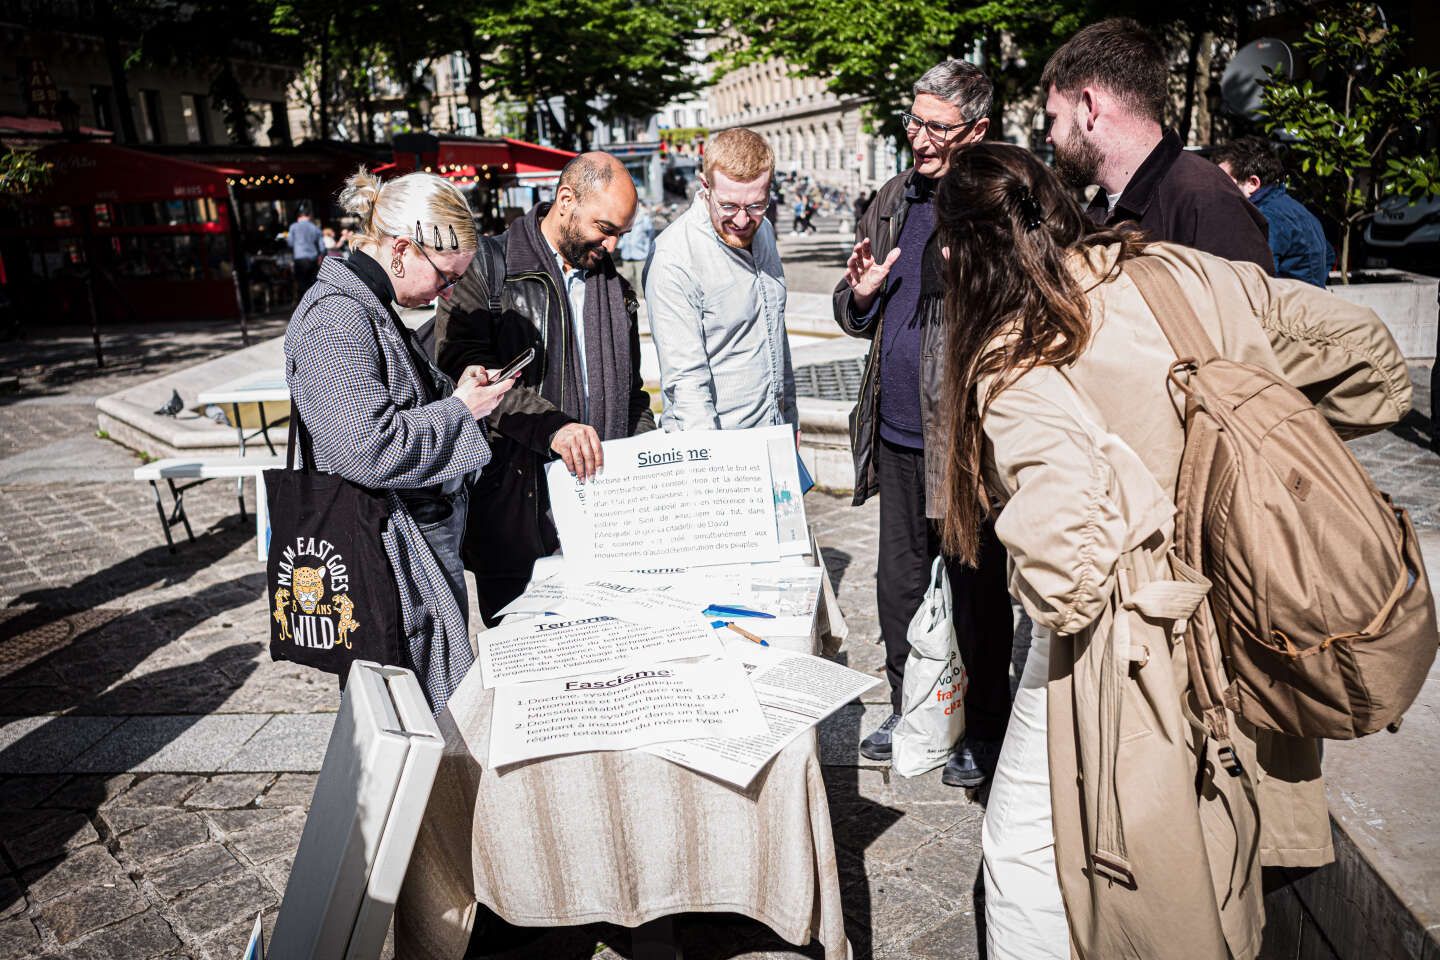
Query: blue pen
[{"left": 703, "top": 603, "right": 776, "bottom": 620}]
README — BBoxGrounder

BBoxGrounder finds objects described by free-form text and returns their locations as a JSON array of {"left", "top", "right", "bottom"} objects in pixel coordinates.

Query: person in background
[
  {"left": 286, "top": 204, "right": 328, "bottom": 294},
  {"left": 1212, "top": 136, "right": 1333, "bottom": 288},
  {"left": 322, "top": 226, "right": 338, "bottom": 253},
  {"left": 834, "top": 57, "right": 1013, "bottom": 789},
  {"left": 647, "top": 127, "right": 797, "bottom": 432},
  {"left": 1041, "top": 18, "right": 1275, "bottom": 273},
  {"left": 434, "top": 153, "right": 656, "bottom": 624},
  {"left": 792, "top": 197, "right": 806, "bottom": 235},
  {"left": 933, "top": 142, "right": 1407, "bottom": 960},
  {"left": 616, "top": 199, "right": 654, "bottom": 297},
  {"left": 286, "top": 169, "right": 515, "bottom": 710}
]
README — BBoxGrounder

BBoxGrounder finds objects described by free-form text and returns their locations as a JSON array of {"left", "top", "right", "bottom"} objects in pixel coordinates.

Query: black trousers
[
  {"left": 876, "top": 437, "right": 1013, "bottom": 740},
  {"left": 295, "top": 257, "right": 320, "bottom": 296}
]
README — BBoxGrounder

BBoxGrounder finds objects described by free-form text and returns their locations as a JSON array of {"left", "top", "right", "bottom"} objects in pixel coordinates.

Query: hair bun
[{"left": 338, "top": 167, "right": 383, "bottom": 226}]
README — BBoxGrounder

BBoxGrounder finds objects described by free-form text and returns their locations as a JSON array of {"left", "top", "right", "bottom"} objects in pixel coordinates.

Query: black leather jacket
[
  {"left": 434, "top": 205, "right": 654, "bottom": 580},
  {"left": 832, "top": 169, "right": 949, "bottom": 516}
]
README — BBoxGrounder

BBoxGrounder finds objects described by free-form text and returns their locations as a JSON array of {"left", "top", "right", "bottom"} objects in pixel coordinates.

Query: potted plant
[{"left": 1258, "top": 0, "right": 1439, "bottom": 285}]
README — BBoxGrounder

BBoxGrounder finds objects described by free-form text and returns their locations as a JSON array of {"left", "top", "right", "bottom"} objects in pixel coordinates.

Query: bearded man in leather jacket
[{"left": 435, "top": 152, "right": 655, "bottom": 624}]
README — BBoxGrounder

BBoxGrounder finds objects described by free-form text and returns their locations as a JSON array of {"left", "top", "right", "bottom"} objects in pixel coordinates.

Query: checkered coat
[{"left": 284, "top": 257, "right": 492, "bottom": 712}]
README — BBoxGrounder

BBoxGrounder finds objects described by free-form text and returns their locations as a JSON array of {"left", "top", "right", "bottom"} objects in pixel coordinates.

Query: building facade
[
  {"left": 706, "top": 43, "right": 900, "bottom": 193},
  {"left": 1, "top": 10, "right": 295, "bottom": 148}
]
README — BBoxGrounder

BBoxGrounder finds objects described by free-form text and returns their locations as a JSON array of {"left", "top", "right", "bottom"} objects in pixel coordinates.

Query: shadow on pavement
[{"left": 0, "top": 521, "right": 263, "bottom": 913}]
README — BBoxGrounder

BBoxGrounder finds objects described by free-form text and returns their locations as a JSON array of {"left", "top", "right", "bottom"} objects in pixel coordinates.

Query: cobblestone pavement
[{"left": 0, "top": 306, "right": 1434, "bottom": 960}]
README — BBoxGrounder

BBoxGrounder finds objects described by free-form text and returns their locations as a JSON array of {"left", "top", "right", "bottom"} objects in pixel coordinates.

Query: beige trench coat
[{"left": 980, "top": 242, "right": 1411, "bottom": 959}]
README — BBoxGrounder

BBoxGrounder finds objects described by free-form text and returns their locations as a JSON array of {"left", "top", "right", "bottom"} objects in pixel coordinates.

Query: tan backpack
[{"left": 1126, "top": 256, "right": 1437, "bottom": 746}]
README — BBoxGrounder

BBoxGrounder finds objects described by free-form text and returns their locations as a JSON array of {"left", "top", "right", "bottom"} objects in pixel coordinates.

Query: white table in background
[{"left": 197, "top": 369, "right": 291, "bottom": 456}]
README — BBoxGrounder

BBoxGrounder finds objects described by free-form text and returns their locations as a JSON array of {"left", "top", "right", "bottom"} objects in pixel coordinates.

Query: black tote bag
[{"left": 265, "top": 363, "right": 404, "bottom": 680}]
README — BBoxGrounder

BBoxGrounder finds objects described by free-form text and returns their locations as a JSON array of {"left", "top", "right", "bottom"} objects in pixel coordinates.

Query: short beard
[
  {"left": 1053, "top": 123, "right": 1103, "bottom": 190},
  {"left": 557, "top": 223, "right": 603, "bottom": 270}
]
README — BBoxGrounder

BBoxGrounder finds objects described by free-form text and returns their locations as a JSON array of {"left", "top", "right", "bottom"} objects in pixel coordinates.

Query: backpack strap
[
  {"left": 1124, "top": 255, "right": 1220, "bottom": 364},
  {"left": 478, "top": 233, "right": 508, "bottom": 314}
]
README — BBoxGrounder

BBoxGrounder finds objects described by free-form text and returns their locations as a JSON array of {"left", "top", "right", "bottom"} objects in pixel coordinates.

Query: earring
[{"left": 391, "top": 257, "right": 403, "bottom": 276}]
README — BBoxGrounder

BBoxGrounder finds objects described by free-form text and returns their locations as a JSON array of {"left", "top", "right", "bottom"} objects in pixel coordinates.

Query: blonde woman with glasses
[{"left": 283, "top": 169, "right": 515, "bottom": 711}]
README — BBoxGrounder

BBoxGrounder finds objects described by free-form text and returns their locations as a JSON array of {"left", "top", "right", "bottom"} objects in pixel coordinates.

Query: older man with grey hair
[{"left": 832, "top": 58, "right": 1013, "bottom": 788}]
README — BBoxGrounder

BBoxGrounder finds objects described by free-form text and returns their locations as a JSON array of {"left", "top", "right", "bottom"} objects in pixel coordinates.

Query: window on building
[
  {"left": 180, "top": 93, "right": 210, "bottom": 144},
  {"left": 268, "top": 102, "right": 291, "bottom": 146},
  {"left": 138, "top": 90, "right": 163, "bottom": 142},
  {"left": 90, "top": 85, "right": 114, "bottom": 131},
  {"left": 455, "top": 104, "right": 475, "bottom": 136}
]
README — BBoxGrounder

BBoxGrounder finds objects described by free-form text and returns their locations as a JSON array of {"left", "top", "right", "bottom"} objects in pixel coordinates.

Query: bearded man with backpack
[{"left": 932, "top": 143, "right": 1426, "bottom": 960}]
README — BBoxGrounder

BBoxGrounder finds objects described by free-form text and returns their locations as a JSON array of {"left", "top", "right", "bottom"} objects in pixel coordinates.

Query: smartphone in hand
[{"left": 493, "top": 347, "right": 536, "bottom": 382}]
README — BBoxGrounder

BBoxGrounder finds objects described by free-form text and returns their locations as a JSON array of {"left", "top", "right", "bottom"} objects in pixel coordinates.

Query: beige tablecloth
[{"left": 395, "top": 567, "right": 851, "bottom": 959}]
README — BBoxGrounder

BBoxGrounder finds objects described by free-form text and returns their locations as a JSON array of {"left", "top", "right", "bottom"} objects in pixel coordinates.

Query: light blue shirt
[
  {"left": 617, "top": 213, "right": 654, "bottom": 262},
  {"left": 553, "top": 249, "right": 589, "bottom": 420}
]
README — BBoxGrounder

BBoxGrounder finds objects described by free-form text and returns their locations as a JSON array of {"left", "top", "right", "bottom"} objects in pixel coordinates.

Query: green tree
[
  {"left": 469, "top": 0, "right": 703, "bottom": 151},
  {"left": 0, "top": 149, "right": 53, "bottom": 197},
  {"left": 1259, "top": 1, "right": 1440, "bottom": 281}
]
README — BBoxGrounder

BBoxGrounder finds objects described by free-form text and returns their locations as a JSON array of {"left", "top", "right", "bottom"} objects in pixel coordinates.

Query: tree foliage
[
  {"left": 0, "top": 149, "right": 53, "bottom": 198},
  {"left": 468, "top": 0, "right": 704, "bottom": 150},
  {"left": 1259, "top": 1, "right": 1440, "bottom": 281},
  {"left": 703, "top": 0, "right": 1094, "bottom": 145}
]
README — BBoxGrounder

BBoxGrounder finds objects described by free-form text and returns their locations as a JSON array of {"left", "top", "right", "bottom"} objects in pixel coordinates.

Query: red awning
[
  {"left": 34, "top": 142, "right": 238, "bottom": 205},
  {"left": 438, "top": 138, "right": 576, "bottom": 175},
  {"left": 0, "top": 114, "right": 114, "bottom": 143}
]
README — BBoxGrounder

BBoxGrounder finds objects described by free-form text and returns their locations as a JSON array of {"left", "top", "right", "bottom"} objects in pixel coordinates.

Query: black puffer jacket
[{"left": 831, "top": 169, "right": 950, "bottom": 517}]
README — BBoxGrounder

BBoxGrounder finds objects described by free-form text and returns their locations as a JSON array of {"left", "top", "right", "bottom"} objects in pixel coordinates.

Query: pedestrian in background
[
  {"left": 1212, "top": 136, "right": 1333, "bottom": 287},
  {"left": 1042, "top": 18, "right": 1274, "bottom": 272},
  {"left": 647, "top": 128, "right": 797, "bottom": 432},
  {"left": 285, "top": 169, "right": 514, "bottom": 710},
  {"left": 933, "top": 142, "right": 1407, "bottom": 960},
  {"left": 834, "top": 57, "right": 1013, "bottom": 789},
  {"left": 286, "top": 204, "right": 328, "bottom": 295},
  {"left": 616, "top": 200, "right": 654, "bottom": 297}
]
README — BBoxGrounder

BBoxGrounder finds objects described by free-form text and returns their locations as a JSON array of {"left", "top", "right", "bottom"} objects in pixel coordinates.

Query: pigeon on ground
[
  {"left": 154, "top": 389, "right": 183, "bottom": 417},
  {"left": 204, "top": 404, "right": 229, "bottom": 425}
]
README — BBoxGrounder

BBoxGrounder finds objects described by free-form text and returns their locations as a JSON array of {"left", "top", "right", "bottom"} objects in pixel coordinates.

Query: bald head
[
  {"left": 559, "top": 152, "right": 636, "bottom": 205},
  {"left": 544, "top": 152, "right": 638, "bottom": 271}
]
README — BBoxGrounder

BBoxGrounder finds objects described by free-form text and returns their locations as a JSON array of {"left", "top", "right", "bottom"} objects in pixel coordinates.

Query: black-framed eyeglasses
[{"left": 899, "top": 112, "right": 978, "bottom": 142}]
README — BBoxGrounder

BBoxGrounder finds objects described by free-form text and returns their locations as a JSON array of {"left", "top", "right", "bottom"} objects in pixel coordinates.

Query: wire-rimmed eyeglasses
[{"left": 899, "top": 112, "right": 979, "bottom": 142}]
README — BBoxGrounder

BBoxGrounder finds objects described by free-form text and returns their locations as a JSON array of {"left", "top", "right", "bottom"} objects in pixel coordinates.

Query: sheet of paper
[
  {"left": 757, "top": 424, "right": 811, "bottom": 556},
  {"left": 643, "top": 641, "right": 882, "bottom": 787},
  {"left": 489, "top": 658, "right": 768, "bottom": 767},
  {"left": 476, "top": 614, "right": 721, "bottom": 688},
  {"left": 547, "top": 429, "right": 780, "bottom": 570},
  {"left": 495, "top": 575, "right": 711, "bottom": 626}
]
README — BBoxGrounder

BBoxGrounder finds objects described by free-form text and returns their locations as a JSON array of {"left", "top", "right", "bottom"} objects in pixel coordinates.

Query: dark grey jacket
[{"left": 832, "top": 168, "right": 950, "bottom": 516}]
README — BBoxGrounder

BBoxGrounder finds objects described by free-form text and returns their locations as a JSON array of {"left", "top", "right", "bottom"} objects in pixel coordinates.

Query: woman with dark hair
[{"left": 931, "top": 143, "right": 1410, "bottom": 959}]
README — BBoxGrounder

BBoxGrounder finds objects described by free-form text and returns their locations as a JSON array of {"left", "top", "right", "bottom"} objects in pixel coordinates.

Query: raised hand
[{"left": 845, "top": 237, "right": 902, "bottom": 314}]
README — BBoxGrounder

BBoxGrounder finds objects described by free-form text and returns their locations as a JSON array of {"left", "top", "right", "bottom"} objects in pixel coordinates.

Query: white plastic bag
[{"left": 892, "top": 557, "right": 966, "bottom": 777}]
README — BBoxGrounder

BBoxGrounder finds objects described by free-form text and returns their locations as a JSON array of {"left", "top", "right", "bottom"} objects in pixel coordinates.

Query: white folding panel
[{"left": 269, "top": 662, "right": 444, "bottom": 960}]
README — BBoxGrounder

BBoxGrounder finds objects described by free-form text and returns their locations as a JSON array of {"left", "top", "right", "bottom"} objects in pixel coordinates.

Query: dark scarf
[{"left": 513, "top": 205, "right": 633, "bottom": 440}]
